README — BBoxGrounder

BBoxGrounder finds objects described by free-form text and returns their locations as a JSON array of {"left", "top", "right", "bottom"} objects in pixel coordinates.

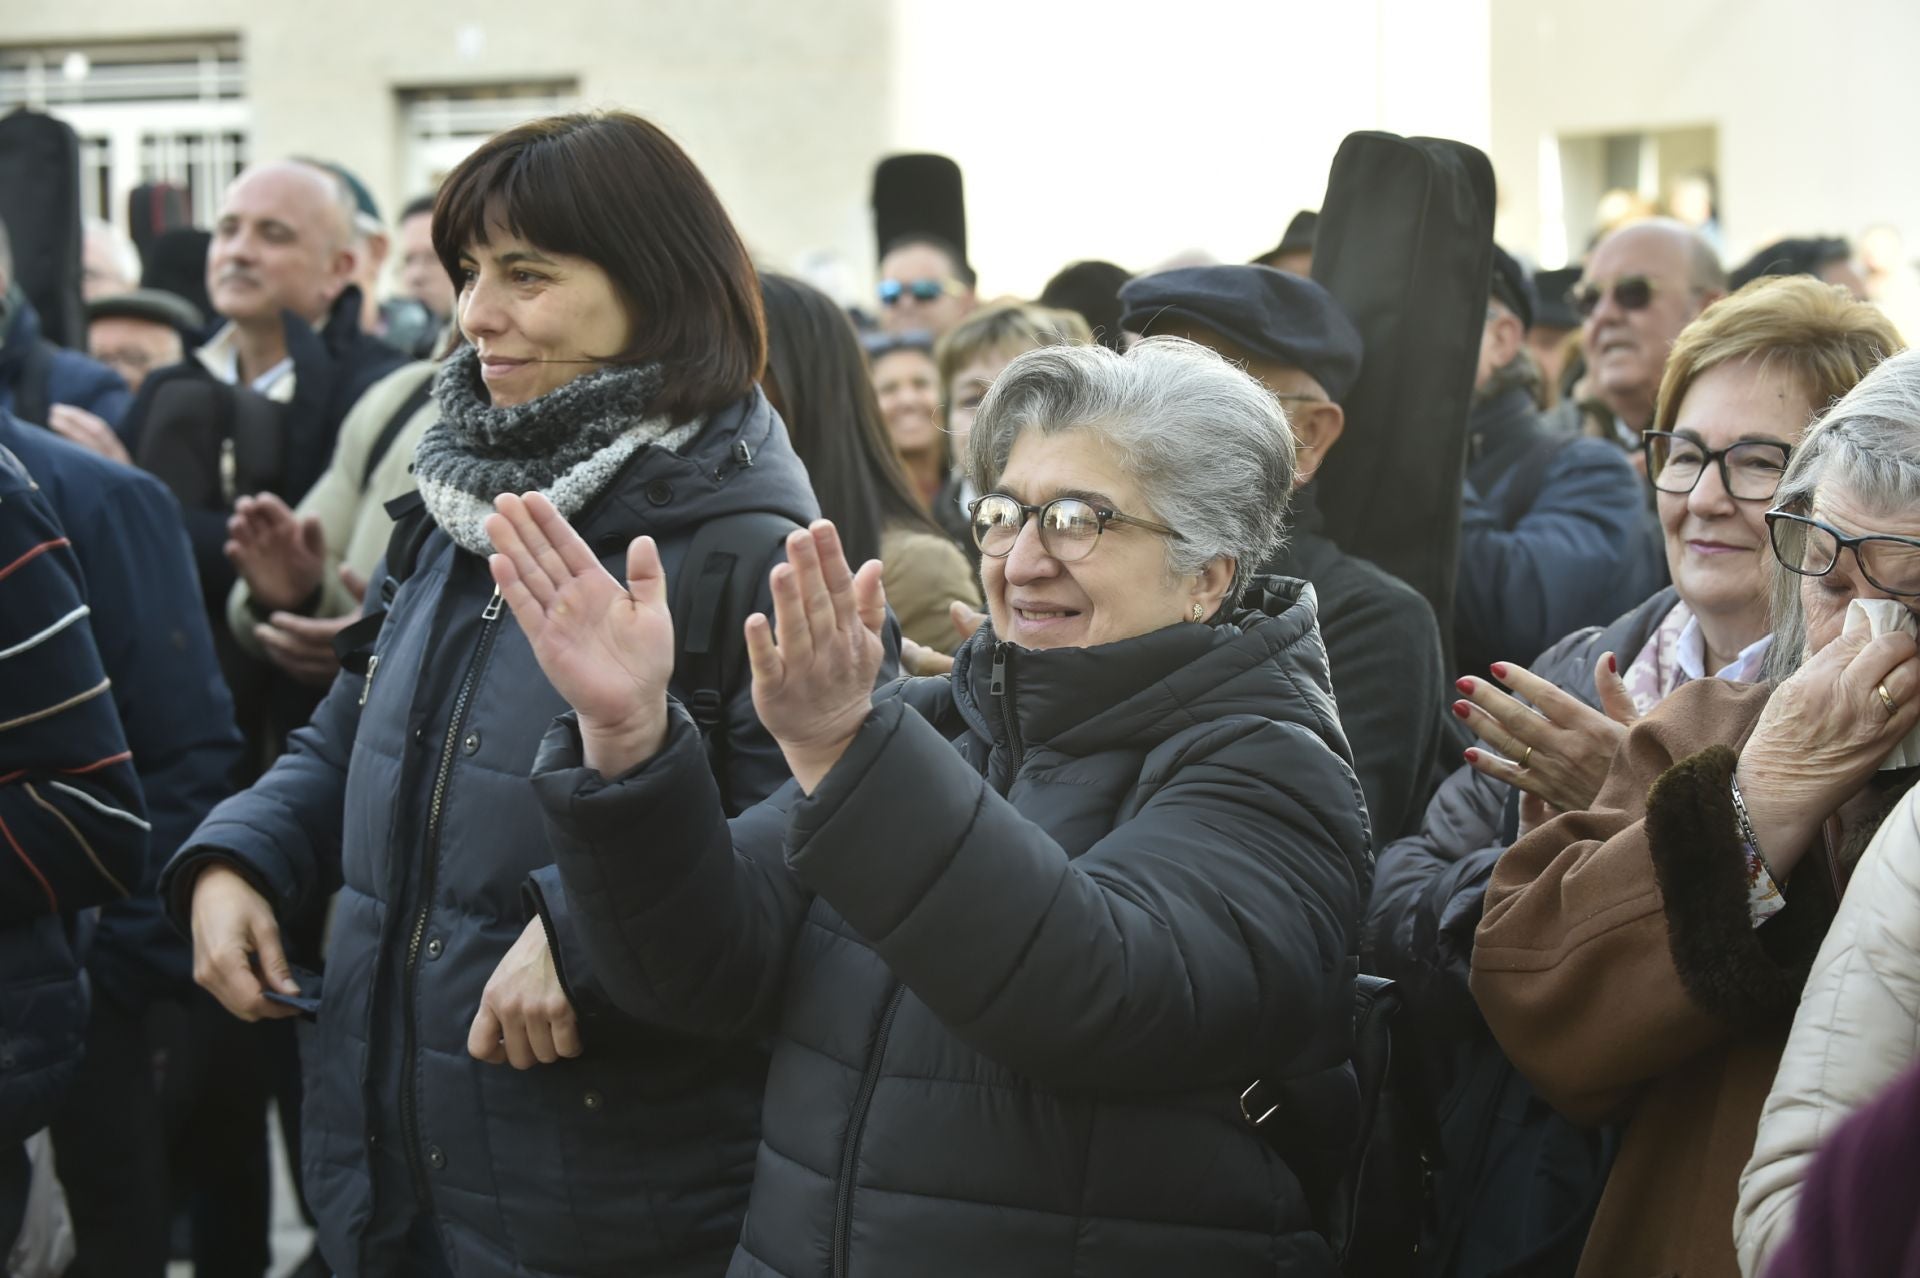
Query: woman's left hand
[
  {"left": 746, "top": 521, "right": 888, "bottom": 793},
  {"left": 1458, "top": 653, "right": 1639, "bottom": 815}
]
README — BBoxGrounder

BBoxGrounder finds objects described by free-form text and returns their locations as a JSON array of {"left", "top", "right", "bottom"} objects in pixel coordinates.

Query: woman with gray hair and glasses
[
  {"left": 483, "top": 336, "right": 1369, "bottom": 1275},
  {"left": 1473, "top": 347, "right": 1920, "bottom": 1278}
]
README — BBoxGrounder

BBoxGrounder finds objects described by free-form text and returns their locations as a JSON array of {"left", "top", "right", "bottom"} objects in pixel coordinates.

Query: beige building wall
[
  {"left": 1490, "top": 0, "right": 1920, "bottom": 268},
  {"left": 6, "top": 0, "right": 1500, "bottom": 301}
]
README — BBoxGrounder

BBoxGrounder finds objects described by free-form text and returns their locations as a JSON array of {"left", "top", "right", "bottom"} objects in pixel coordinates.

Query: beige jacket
[
  {"left": 227, "top": 361, "right": 437, "bottom": 653},
  {"left": 1734, "top": 783, "right": 1920, "bottom": 1276},
  {"left": 880, "top": 525, "right": 980, "bottom": 652}
]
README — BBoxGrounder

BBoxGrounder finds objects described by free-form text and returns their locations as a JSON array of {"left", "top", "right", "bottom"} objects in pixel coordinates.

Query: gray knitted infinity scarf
[{"left": 413, "top": 344, "right": 701, "bottom": 555}]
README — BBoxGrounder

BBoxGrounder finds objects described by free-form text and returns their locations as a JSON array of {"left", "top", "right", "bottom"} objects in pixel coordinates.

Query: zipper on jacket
[
  {"left": 831, "top": 985, "right": 906, "bottom": 1278},
  {"left": 358, "top": 653, "right": 380, "bottom": 707},
  {"left": 989, "top": 641, "right": 1025, "bottom": 761},
  {"left": 398, "top": 585, "right": 505, "bottom": 1200}
]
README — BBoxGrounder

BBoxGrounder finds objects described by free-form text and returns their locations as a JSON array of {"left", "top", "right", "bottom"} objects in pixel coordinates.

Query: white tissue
[{"left": 1844, "top": 598, "right": 1920, "bottom": 770}]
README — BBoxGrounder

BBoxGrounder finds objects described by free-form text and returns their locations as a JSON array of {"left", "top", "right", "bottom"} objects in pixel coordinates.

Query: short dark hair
[
  {"left": 400, "top": 194, "right": 438, "bottom": 223},
  {"left": 879, "top": 232, "right": 976, "bottom": 289},
  {"left": 1038, "top": 260, "right": 1131, "bottom": 351},
  {"left": 759, "top": 273, "right": 946, "bottom": 566},
  {"left": 434, "top": 111, "right": 766, "bottom": 423},
  {"left": 1729, "top": 237, "right": 1852, "bottom": 293}
]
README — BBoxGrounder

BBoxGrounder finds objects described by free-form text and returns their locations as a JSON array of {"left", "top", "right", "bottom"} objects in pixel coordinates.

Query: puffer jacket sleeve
[
  {"left": 531, "top": 706, "right": 812, "bottom": 1039},
  {"left": 159, "top": 607, "right": 371, "bottom": 924},
  {"left": 1734, "top": 784, "right": 1920, "bottom": 1277},
  {"left": 1471, "top": 678, "right": 1823, "bottom": 1125},
  {"left": 787, "top": 696, "right": 1366, "bottom": 1091},
  {"left": 1455, "top": 438, "right": 1656, "bottom": 668}
]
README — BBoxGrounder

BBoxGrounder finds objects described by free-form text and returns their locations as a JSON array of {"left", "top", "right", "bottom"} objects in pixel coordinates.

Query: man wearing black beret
[
  {"left": 1454, "top": 246, "right": 1665, "bottom": 685},
  {"left": 1120, "top": 264, "right": 1452, "bottom": 846}
]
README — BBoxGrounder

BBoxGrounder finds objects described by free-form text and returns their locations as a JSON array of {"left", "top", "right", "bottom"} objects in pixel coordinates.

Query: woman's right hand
[
  {"left": 190, "top": 863, "right": 302, "bottom": 1021},
  {"left": 1737, "top": 623, "right": 1920, "bottom": 877},
  {"left": 485, "top": 492, "right": 672, "bottom": 776}
]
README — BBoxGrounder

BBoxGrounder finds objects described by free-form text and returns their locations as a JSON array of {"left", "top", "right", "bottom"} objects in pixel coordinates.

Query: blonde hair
[
  {"left": 934, "top": 301, "right": 1093, "bottom": 428},
  {"left": 1652, "top": 276, "right": 1903, "bottom": 438}
]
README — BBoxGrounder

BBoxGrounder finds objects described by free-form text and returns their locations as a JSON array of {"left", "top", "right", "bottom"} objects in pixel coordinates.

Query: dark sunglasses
[
  {"left": 1766, "top": 509, "right": 1920, "bottom": 597},
  {"left": 877, "top": 277, "right": 959, "bottom": 307},
  {"left": 967, "top": 493, "right": 1178, "bottom": 563},
  {"left": 1568, "top": 274, "right": 1661, "bottom": 319}
]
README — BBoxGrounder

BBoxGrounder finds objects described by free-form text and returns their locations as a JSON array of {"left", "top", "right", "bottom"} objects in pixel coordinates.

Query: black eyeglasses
[
  {"left": 1767, "top": 509, "right": 1920, "bottom": 597},
  {"left": 877, "top": 277, "right": 960, "bottom": 307},
  {"left": 1568, "top": 274, "right": 1666, "bottom": 319},
  {"left": 1643, "top": 432, "right": 1792, "bottom": 502},
  {"left": 968, "top": 493, "right": 1178, "bottom": 563}
]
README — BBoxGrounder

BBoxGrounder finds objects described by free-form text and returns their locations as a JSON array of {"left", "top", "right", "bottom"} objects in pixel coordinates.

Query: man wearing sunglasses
[
  {"left": 1545, "top": 218, "right": 1727, "bottom": 452},
  {"left": 1455, "top": 245, "right": 1666, "bottom": 683},
  {"left": 1117, "top": 264, "right": 1453, "bottom": 847},
  {"left": 876, "top": 233, "right": 977, "bottom": 339}
]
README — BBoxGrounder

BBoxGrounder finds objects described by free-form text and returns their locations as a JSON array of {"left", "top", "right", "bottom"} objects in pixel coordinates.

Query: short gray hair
[
  {"left": 965, "top": 335, "right": 1296, "bottom": 604},
  {"left": 1764, "top": 346, "right": 1920, "bottom": 681}
]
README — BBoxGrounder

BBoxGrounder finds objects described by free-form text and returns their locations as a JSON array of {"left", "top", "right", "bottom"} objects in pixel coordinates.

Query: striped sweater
[{"left": 0, "top": 443, "right": 146, "bottom": 923}]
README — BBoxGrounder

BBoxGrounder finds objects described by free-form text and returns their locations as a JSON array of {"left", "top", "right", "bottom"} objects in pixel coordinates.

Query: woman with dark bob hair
[
  {"left": 488, "top": 336, "right": 1370, "bottom": 1275},
  {"left": 162, "top": 112, "right": 821, "bottom": 1275},
  {"left": 758, "top": 271, "right": 980, "bottom": 651}
]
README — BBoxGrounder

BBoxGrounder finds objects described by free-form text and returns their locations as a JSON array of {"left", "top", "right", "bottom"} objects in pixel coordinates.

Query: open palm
[{"left": 485, "top": 492, "right": 674, "bottom": 738}]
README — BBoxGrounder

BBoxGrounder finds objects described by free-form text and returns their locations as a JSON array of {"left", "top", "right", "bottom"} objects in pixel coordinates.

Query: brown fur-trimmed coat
[{"left": 1471, "top": 678, "right": 1841, "bottom": 1278}]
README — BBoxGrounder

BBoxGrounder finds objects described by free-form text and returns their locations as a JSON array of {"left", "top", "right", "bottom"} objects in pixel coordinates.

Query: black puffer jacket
[
  {"left": 163, "top": 389, "right": 814, "bottom": 1277},
  {"left": 533, "top": 577, "right": 1370, "bottom": 1277}
]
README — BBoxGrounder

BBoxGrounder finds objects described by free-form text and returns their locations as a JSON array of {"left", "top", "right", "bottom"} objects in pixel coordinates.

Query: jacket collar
[{"left": 1466, "top": 386, "right": 1546, "bottom": 478}]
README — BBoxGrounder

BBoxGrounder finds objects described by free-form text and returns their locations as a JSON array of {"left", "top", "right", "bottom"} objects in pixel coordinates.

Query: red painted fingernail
[
  {"left": 1464, "top": 748, "right": 1479, "bottom": 762},
  {"left": 1456, "top": 677, "right": 1475, "bottom": 694},
  {"left": 1491, "top": 662, "right": 1509, "bottom": 678},
  {"left": 1608, "top": 654, "right": 1619, "bottom": 674},
  {"left": 1452, "top": 700, "right": 1472, "bottom": 719}
]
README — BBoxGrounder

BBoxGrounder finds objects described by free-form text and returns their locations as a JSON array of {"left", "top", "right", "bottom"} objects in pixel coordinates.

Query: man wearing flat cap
[
  {"left": 1120, "top": 264, "right": 1452, "bottom": 845},
  {"left": 1454, "top": 246, "right": 1664, "bottom": 684}
]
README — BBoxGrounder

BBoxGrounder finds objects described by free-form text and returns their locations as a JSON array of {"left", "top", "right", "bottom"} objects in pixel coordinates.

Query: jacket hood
[
  {"left": 949, "top": 573, "right": 1347, "bottom": 761},
  {"left": 568, "top": 386, "right": 820, "bottom": 549}
]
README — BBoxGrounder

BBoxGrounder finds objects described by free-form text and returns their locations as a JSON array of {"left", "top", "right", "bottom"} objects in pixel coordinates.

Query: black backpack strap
[
  {"left": 333, "top": 491, "right": 433, "bottom": 675},
  {"left": 13, "top": 339, "right": 55, "bottom": 427},
  {"left": 1498, "top": 432, "right": 1575, "bottom": 530},
  {"left": 669, "top": 509, "right": 803, "bottom": 813},
  {"left": 361, "top": 374, "right": 435, "bottom": 494}
]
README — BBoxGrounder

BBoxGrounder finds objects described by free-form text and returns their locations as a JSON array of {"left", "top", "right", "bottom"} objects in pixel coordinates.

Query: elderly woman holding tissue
[{"left": 1472, "top": 346, "right": 1920, "bottom": 1278}]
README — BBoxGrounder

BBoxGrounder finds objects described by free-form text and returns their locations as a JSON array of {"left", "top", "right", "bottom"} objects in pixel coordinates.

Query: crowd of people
[{"left": 6, "top": 102, "right": 1920, "bottom": 1278}]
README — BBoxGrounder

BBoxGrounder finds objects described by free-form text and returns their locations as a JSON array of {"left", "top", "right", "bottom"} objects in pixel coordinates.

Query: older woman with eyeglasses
[
  {"left": 485, "top": 336, "right": 1369, "bottom": 1276},
  {"left": 1472, "top": 341, "right": 1920, "bottom": 1278},
  {"left": 1365, "top": 276, "right": 1902, "bottom": 1275}
]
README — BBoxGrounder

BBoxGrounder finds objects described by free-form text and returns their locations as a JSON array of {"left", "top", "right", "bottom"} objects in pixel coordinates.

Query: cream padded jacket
[{"left": 1734, "top": 782, "right": 1920, "bottom": 1275}]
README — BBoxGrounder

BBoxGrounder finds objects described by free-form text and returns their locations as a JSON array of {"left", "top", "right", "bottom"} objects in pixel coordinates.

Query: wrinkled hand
[
  {"left": 949, "top": 600, "right": 986, "bottom": 645},
  {"left": 190, "top": 863, "right": 302, "bottom": 1021},
  {"left": 227, "top": 493, "right": 326, "bottom": 610},
  {"left": 1738, "top": 623, "right": 1920, "bottom": 877},
  {"left": 468, "top": 917, "right": 581, "bottom": 1069},
  {"left": 1458, "top": 655, "right": 1637, "bottom": 815},
  {"left": 746, "top": 522, "right": 887, "bottom": 793},
  {"left": 255, "top": 607, "right": 358, "bottom": 686},
  {"left": 485, "top": 491, "right": 671, "bottom": 775},
  {"left": 901, "top": 600, "right": 987, "bottom": 677},
  {"left": 48, "top": 403, "right": 131, "bottom": 465}
]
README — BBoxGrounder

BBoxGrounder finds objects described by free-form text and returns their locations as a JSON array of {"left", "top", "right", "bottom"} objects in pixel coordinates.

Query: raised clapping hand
[
  {"left": 746, "top": 522, "right": 889, "bottom": 794},
  {"left": 1456, "top": 653, "right": 1640, "bottom": 830},
  {"left": 226, "top": 492, "right": 327, "bottom": 612},
  {"left": 485, "top": 492, "right": 674, "bottom": 777}
]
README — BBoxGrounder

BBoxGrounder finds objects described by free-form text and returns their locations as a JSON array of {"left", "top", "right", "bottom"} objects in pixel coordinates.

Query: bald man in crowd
[{"left": 1548, "top": 217, "right": 1727, "bottom": 450}]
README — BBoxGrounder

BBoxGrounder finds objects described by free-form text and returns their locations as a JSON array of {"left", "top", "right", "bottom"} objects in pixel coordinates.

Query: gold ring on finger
[
  {"left": 1878, "top": 682, "right": 1901, "bottom": 718},
  {"left": 1519, "top": 744, "right": 1534, "bottom": 769}
]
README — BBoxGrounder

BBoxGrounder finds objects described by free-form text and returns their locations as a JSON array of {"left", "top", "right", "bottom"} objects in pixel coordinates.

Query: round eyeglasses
[
  {"left": 968, "top": 493, "right": 1178, "bottom": 563},
  {"left": 1643, "top": 432, "right": 1792, "bottom": 502},
  {"left": 1767, "top": 509, "right": 1920, "bottom": 597}
]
